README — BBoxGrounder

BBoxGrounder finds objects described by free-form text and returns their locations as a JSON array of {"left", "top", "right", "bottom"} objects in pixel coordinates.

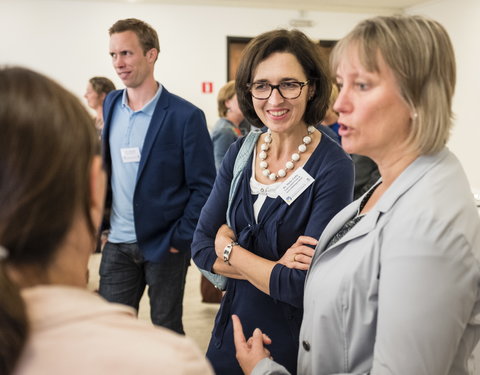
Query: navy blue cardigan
[{"left": 191, "top": 130, "right": 354, "bottom": 374}]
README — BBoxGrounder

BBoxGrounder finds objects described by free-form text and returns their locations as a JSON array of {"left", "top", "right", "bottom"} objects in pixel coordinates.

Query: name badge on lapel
[
  {"left": 278, "top": 168, "right": 314, "bottom": 205},
  {"left": 120, "top": 147, "right": 141, "bottom": 163}
]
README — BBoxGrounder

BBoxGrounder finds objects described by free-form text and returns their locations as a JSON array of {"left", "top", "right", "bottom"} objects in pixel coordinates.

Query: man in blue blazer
[{"left": 98, "top": 18, "right": 216, "bottom": 334}]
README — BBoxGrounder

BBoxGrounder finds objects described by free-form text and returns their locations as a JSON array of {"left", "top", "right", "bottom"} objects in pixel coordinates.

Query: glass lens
[
  {"left": 279, "top": 82, "right": 302, "bottom": 99},
  {"left": 251, "top": 82, "right": 271, "bottom": 99},
  {"left": 250, "top": 81, "right": 305, "bottom": 99}
]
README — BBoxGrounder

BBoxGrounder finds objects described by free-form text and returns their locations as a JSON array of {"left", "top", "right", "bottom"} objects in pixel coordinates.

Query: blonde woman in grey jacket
[{"left": 233, "top": 15, "right": 480, "bottom": 375}]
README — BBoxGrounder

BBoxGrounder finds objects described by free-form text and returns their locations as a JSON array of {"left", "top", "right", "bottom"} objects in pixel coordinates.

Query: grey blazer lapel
[
  {"left": 312, "top": 201, "right": 358, "bottom": 258},
  {"left": 327, "top": 208, "right": 381, "bottom": 251},
  {"left": 312, "top": 150, "right": 449, "bottom": 265},
  {"left": 310, "top": 181, "right": 382, "bottom": 268}
]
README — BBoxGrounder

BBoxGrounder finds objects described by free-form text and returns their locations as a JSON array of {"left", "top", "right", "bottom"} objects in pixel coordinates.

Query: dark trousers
[{"left": 98, "top": 242, "right": 189, "bottom": 334}]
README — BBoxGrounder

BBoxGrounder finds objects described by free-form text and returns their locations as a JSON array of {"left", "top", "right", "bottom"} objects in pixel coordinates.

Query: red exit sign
[{"left": 202, "top": 82, "right": 213, "bottom": 94}]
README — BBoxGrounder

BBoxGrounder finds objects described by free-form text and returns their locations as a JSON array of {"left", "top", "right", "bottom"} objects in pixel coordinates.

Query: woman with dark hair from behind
[{"left": 0, "top": 66, "right": 213, "bottom": 375}]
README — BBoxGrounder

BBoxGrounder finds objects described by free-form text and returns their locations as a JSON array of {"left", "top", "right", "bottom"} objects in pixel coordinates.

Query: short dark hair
[
  {"left": 109, "top": 18, "right": 160, "bottom": 56},
  {"left": 235, "top": 29, "right": 331, "bottom": 128}
]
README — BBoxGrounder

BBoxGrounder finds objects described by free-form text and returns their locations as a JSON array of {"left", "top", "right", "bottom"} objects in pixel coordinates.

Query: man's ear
[{"left": 147, "top": 48, "right": 158, "bottom": 63}]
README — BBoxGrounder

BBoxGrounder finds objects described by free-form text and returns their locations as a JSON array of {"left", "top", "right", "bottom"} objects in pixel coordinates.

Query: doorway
[{"left": 227, "top": 36, "right": 337, "bottom": 82}]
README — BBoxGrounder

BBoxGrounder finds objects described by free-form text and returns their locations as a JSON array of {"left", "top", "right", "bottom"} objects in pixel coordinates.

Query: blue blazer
[{"left": 102, "top": 87, "right": 216, "bottom": 263}]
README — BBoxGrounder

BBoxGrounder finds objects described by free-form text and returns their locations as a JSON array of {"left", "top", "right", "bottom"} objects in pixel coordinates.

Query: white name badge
[
  {"left": 120, "top": 147, "right": 141, "bottom": 163},
  {"left": 278, "top": 168, "right": 315, "bottom": 205}
]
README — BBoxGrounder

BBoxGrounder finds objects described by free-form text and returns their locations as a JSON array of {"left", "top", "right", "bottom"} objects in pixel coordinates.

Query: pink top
[{"left": 14, "top": 285, "right": 213, "bottom": 375}]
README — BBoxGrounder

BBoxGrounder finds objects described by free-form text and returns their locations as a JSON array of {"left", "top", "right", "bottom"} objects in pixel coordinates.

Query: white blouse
[{"left": 249, "top": 148, "right": 281, "bottom": 223}]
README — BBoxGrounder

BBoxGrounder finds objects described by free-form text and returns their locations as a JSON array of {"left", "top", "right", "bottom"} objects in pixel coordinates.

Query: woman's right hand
[
  {"left": 277, "top": 236, "right": 317, "bottom": 270},
  {"left": 233, "top": 314, "right": 272, "bottom": 375}
]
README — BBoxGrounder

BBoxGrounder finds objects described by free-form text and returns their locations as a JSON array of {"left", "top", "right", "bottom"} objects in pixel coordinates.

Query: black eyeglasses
[{"left": 248, "top": 81, "right": 309, "bottom": 100}]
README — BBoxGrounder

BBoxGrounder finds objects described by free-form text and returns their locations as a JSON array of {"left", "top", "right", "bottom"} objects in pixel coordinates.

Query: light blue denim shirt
[{"left": 108, "top": 84, "right": 162, "bottom": 243}]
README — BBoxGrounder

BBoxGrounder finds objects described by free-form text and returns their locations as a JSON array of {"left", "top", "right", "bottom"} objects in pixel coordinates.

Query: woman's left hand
[
  {"left": 215, "top": 224, "right": 236, "bottom": 258},
  {"left": 277, "top": 235, "right": 317, "bottom": 270}
]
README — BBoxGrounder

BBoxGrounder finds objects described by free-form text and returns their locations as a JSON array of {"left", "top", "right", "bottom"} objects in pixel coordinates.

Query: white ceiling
[{"left": 66, "top": 0, "right": 432, "bottom": 15}]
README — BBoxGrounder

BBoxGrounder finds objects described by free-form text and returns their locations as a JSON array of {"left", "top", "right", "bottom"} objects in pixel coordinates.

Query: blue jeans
[{"left": 98, "top": 242, "right": 189, "bottom": 334}]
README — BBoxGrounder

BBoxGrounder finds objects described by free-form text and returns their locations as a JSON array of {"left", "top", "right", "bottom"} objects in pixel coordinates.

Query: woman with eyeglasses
[{"left": 191, "top": 29, "right": 354, "bottom": 374}]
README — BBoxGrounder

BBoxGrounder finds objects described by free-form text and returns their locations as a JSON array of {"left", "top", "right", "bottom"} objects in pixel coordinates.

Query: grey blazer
[{"left": 254, "top": 148, "right": 480, "bottom": 375}]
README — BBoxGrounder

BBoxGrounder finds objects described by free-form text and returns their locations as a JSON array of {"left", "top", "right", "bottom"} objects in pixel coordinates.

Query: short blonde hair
[
  {"left": 217, "top": 80, "right": 236, "bottom": 118},
  {"left": 331, "top": 15, "right": 456, "bottom": 155}
]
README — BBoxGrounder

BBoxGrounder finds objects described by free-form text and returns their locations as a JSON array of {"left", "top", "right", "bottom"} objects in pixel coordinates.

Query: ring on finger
[{"left": 293, "top": 254, "right": 297, "bottom": 262}]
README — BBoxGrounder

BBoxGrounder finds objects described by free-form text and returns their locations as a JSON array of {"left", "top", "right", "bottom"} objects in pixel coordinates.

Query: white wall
[
  {"left": 0, "top": 0, "right": 373, "bottom": 127},
  {"left": 2, "top": 0, "right": 479, "bottom": 188},
  {"left": 407, "top": 0, "right": 480, "bottom": 189}
]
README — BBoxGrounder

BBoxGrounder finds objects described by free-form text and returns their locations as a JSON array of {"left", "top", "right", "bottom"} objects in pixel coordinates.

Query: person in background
[
  {"left": 205, "top": 82, "right": 251, "bottom": 302},
  {"left": 321, "top": 84, "right": 341, "bottom": 139},
  {"left": 211, "top": 80, "right": 245, "bottom": 170},
  {"left": 233, "top": 15, "right": 480, "bottom": 375},
  {"left": 351, "top": 153, "right": 380, "bottom": 199},
  {"left": 321, "top": 84, "right": 380, "bottom": 199},
  {"left": 84, "top": 77, "right": 116, "bottom": 253},
  {"left": 99, "top": 18, "right": 216, "bottom": 333},
  {"left": 0, "top": 66, "right": 213, "bottom": 375},
  {"left": 192, "top": 29, "right": 354, "bottom": 375},
  {"left": 84, "top": 76, "right": 116, "bottom": 136},
  {"left": 239, "top": 119, "right": 251, "bottom": 136}
]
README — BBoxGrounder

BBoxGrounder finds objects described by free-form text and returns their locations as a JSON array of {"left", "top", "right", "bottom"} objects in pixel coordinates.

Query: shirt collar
[{"left": 121, "top": 82, "right": 163, "bottom": 115}]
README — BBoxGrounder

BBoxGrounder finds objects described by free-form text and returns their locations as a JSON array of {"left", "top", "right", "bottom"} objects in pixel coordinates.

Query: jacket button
[{"left": 302, "top": 340, "right": 311, "bottom": 351}]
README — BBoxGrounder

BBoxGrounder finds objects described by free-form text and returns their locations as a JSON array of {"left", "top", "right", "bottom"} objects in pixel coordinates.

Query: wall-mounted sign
[{"left": 202, "top": 81, "right": 213, "bottom": 94}]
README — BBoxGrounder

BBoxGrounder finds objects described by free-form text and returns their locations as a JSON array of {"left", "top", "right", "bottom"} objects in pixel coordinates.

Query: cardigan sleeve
[{"left": 269, "top": 154, "right": 355, "bottom": 308}]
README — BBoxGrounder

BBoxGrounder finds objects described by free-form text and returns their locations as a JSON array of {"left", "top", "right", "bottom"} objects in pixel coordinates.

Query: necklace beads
[{"left": 259, "top": 126, "right": 315, "bottom": 181}]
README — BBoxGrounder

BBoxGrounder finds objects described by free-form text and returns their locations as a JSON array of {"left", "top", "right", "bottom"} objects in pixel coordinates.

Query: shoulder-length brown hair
[{"left": 236, "top": 29, "right": 331, "bottom": 129}]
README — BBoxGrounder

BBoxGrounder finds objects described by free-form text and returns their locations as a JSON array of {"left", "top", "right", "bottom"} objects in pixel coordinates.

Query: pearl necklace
[{"left": 259, "top": 126, "right": 315, "bottom": 181}]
